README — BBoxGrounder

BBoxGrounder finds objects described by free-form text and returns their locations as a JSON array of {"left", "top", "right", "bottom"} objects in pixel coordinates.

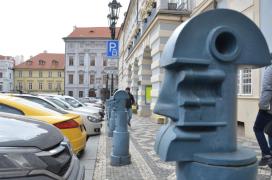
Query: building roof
[
  {"left": 64, "top": 27, "right": 120, "bottom": 39},
  {"left": 15, "top": 52, "right": 64, "bottom": 70},
  {"left": 0, "top": 55, "right": 15, "bottom": 64}
]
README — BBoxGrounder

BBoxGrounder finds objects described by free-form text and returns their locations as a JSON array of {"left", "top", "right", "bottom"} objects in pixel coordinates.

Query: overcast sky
[{"left": 0, "top": 0, "right": 129, "bottom": 59}]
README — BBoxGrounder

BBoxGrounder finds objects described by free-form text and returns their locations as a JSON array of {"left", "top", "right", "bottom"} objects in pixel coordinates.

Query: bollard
[
  {"left": 153, "top": 9, "right": 271, "bottom": 180},
  {"left": 107, "top": 97, "right": 115, "bottom": 137},
  {"left": 105, "top": 99, "right": 111, "bottom": 136},
  {"left": 111, "top": 90, "right": 131, "bottom": 166}
]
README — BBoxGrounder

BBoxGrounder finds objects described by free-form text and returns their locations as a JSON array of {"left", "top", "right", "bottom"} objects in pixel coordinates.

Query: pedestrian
[
  {"left": 254, "top": 65, "right": 272, "bottom": 167},
  {"left": 125, "top": 87, "right": 135, "bottom": 127}
]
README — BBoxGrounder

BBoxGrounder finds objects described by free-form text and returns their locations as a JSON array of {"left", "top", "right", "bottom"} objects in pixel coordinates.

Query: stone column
[{"left": 137, "top": 47, "right": 152, "bottom": 116}]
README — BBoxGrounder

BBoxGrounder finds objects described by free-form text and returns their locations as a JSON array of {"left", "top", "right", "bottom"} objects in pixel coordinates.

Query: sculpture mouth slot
[
  {"left": 181, "top": 126, "right": 217, "bottom": 132},
  {"left": 215, "top": 32, "right": 237, "bottom": 56}
]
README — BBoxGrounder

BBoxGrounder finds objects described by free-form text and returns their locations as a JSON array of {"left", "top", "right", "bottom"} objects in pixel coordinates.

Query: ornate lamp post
[
  {"left": 108, "top": 0, "right": 122, "bottom": 40},
  {"left": 107, "top": 0, "right": 121, "bottom": 96}
]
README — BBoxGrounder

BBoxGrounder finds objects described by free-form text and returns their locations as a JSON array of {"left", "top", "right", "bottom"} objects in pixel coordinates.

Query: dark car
[{"left": 0, "top": 112, "right": 84, "bottom": 180}]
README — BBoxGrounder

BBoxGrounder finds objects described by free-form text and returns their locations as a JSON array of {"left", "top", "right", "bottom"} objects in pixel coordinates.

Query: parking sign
[{"left": 107, "top": 40, "right": 119, "bottom": 58}]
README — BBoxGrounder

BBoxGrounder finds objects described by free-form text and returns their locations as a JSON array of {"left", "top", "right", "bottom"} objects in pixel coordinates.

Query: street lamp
[
  {"left": 107, "top": 0, "right": 121, "bottom": 96},
  {"left": 107, "top": 0, "right": 122, "bottom": 40}
]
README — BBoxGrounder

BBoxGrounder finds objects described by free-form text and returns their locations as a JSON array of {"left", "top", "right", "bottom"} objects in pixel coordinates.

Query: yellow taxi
[{"left": 0, "top": 95, "right": 86, "bottom": 155}]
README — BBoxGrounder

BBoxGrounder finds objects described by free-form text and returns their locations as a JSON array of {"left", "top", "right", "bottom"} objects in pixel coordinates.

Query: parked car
[
  {"left": 79, "top": 97, "right": 104, "bottom": 109},
  {"left": 59, "top": 95, "right": 105, "bottom": 119},
  {"left": 11, "top": 94, "right": 102, "bottom": 135},
  {"left": 0, "top": 112, "right": 84, "bottom": 180},
  {"left": 43, "top": 94, "right": 104, "bottom": 121},
  {"left": 0, "top": 95, "right": 86, "bottom": 155}
]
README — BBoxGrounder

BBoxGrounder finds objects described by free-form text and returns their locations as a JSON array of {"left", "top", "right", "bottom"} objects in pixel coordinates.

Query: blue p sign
[{"left": 107, "top": 40, "right": 119, "bottom": 58}]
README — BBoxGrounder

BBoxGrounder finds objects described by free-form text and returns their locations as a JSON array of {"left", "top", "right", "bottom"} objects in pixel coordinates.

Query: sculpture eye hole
[{"left": 215, "top": 32, "right": 237, "bottom": 55}]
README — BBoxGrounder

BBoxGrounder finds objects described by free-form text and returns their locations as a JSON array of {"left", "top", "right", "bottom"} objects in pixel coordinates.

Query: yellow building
[{"left": 14, "top": 52, "right": 65, "bottom": 94}]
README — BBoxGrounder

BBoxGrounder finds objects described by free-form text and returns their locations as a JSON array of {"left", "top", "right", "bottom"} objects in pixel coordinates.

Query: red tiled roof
[
  {"left": 15, "top": 53, "right": 64, "bottom": 70},
  {"left": 65, "top": 27, "right": 120, "bottom": 39}
]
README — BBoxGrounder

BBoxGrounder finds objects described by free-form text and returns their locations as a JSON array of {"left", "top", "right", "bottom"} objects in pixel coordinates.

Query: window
[
  {"left": 80, "top": 42, "right": 84, "bottom": 48},
  {"left": 48, "top": 71, "right": 52, "bottom": 77},
  {"left": 68, "top": 74, "right": 73, "bottom": 84},
  {"left": 0, "top": 104, "right": 24, "bottom": 115},
  {"left": 18, "top": 82, "right": 23, "bottom": 90},
  {"left": 90, "top": 55, "right": 95, "bottom": 66},
  {"left": 48, "top": 83, "right": 52, "bottom": 90},
  {"left": 68, "top": 91, "right": 73, "bottom": 97},
  {"left": 0, "top": 72, "right": 2, "bottom": 78},
  {"left": 19, "top": 71, "right": 22, "bottom": 78},
  {"left": 79, "top": 55, "right": 84, "bottom": 66},
  {"left": 237, "top": 68, "right": 252, "bottom": 95},
  {"left": 103, "top": 56, "right": 107, "bottom": 66},
  {"left": 29, "top": 71, "right": 32, "bottom": 77},
  {"left": 48, "top": 97, "right": 69, "bottom": 110},
  {"left": 79, "top": 91, "right": 84, "bottom": 98},
  {"left": 9, "top": 73, "right": 11, "bottom": 79},
  {"left": 39, "top": 60, "right": 45, "bottom": 65},
  {"left": 56, "top": 83, "right": 61, "bottom": 90},
  {"left": 90, "top": 74, "right": 95, "bottom": 84},
  {"left": 39, "top": 71, "right": 43, "bottom": 78},
  {"left": 58, "top": 72, "right": 62, "bottom": 77},
  {"left": 28, "top": 82, "right": 32, "bottom": 90},
  {"left": 103, "top": 74, "right": 108, "bottom": 84},
  {"left": 0, "top": 85, "right": 2, "bottom": 91},
  {"left": 52, "top": 60, "right": 58, "bottom": 65},
  {"left": 69, "top": 56, "right": 74, "bottom": 66},
  {"left": 79, "top": 74, "right": 84, "bottom": 84},
  {"left": 26, "top": 60, "right": 32, "bottom": 65},
  {"left": 39, "top": 82, "right": 42, "bottom": 90}
]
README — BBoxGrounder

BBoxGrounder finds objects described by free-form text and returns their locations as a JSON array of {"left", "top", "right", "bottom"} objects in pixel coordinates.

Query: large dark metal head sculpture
[{"left": 154, "top": 8, "right": 270, "bottom": 164}]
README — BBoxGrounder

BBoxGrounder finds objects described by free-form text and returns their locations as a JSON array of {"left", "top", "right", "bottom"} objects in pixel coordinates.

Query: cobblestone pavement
[{"left": 93, "top": 115, "right": 272, "bottom": 180}]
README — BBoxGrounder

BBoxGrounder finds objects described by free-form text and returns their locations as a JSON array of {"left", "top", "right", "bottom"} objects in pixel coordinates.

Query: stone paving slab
[
  {"left": 80, "top": 135, "right": 100, "bottom": 180},
  {"left": 93, "top": 115, "right": 272, "bottom": 180}
]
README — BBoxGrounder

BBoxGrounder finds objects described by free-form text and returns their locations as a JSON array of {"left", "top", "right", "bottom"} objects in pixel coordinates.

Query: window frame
[{"left": 237, "top": 68, "right": 253, "bottom": 96}]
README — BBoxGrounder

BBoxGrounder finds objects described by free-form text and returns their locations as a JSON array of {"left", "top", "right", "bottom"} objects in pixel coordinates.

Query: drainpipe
[{"left": 136, "top": 0, "right": 139, "bottom": 24}]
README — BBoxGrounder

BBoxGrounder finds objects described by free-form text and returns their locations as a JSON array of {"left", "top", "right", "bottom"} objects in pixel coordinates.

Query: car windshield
[
  {"left": 64, "top": 97, "right": 84, "bottom": 108},
  {"left": 48, "top": 98, "right": 70, "bottom": 110}
]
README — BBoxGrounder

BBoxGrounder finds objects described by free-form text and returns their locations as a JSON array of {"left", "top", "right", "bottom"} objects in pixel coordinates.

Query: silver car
[{"left": 0, "top": 112, "right": 84, "bottom": 180}]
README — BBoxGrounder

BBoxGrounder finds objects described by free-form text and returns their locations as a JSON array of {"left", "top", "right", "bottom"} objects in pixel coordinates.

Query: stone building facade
[
  {"left": 63, "top": 27, "right": 118, "bottom": 99},
  {"left": 118, "top": 0, "right": 272, "bottom": 137}
]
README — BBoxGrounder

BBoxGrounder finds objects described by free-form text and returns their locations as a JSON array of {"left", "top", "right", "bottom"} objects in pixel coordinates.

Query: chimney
[
  {"left": 73, "top": 25, "right": 77, "bottom": 30},
  {"left": 43, "top": 50, "right": 47, "bottom": 53}
]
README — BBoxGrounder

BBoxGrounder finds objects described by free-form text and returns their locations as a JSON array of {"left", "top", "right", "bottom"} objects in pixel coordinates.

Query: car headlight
[
  {"left": 87, "top": 116, "right": 99, "bottom": 122},
  {"left": 0, "top": 147, "right": 47, "bottom": 178}
]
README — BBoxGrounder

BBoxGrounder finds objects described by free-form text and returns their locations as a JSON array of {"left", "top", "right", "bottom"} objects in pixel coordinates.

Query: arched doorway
[
  {"left": 138, "top": 46, "right": 152, "bottom": 116},
  {"left": 89, "top": 88, "right": 96, "bottom": 97}
]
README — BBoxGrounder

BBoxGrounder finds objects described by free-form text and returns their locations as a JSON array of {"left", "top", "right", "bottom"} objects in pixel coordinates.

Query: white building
[
  {"left": 0, "top": 55, "right": 14, "bottom": 92},
  {"left": 118, "top": 0, "right": 272, "bottom": 137},
  {"left": 63, "top": 27, "right": 118, "bottom": 99}
]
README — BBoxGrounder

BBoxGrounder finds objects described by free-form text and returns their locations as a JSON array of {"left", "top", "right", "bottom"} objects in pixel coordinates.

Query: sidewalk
[{"left": 92, "top": 115, "right": 272, "bottom": 180}]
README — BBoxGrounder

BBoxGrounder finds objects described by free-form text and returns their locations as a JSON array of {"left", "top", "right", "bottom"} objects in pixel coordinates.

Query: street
[{"left": 80, "top": 115, "right": 272, "bottom": 180}]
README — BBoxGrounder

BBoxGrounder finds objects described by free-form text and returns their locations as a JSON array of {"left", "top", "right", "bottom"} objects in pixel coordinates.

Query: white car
[
  {"left": 49, "top": 95, "right": 105, "bottom": 120},
  {"left": 13, "top": 94, "right": 102, "bottom": 135}
]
